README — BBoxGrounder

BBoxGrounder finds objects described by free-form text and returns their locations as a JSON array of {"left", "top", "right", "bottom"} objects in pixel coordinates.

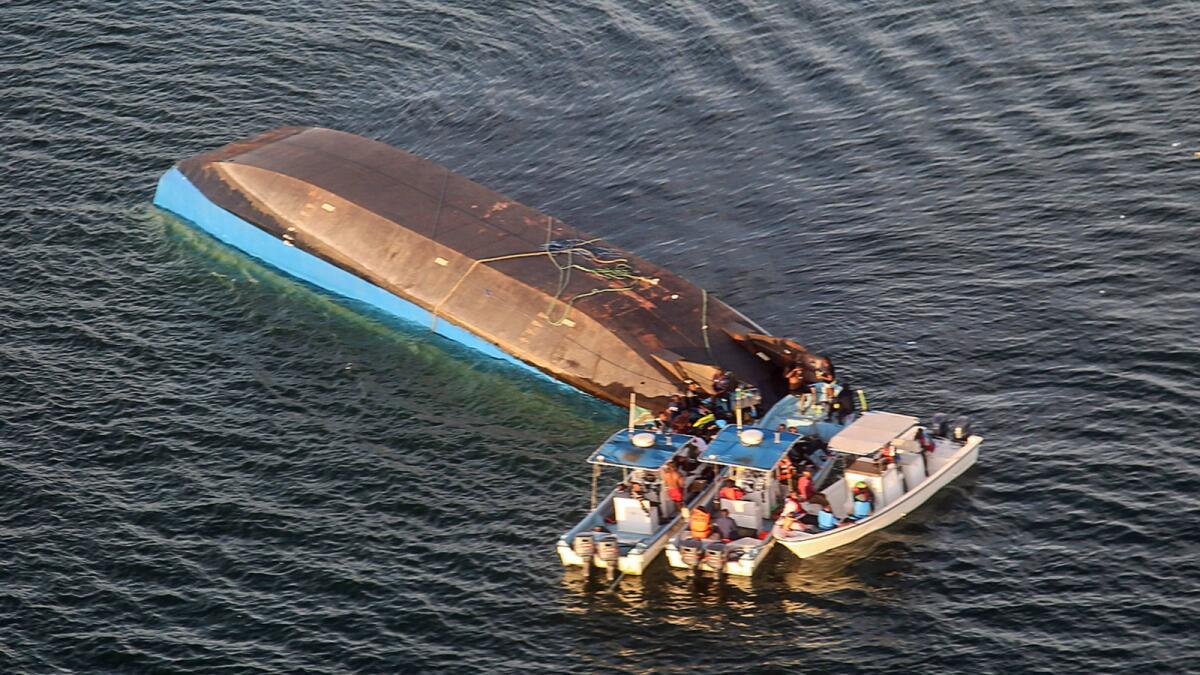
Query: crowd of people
[
  {"left": 649, "top": 363, "right": 881, "bottom": 542},
  {"left": 651, "top": 370, "right": 747, "bottom": 442}
]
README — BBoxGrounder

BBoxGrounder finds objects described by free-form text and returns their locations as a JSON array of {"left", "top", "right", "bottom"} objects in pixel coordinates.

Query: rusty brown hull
[{"left": 159, "top": 127, "right": 822, "bottom": 410}]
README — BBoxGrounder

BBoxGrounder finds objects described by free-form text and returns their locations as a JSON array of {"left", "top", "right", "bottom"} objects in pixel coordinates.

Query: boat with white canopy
[
  {"left": 773, "top": 411, "right": 981, "bottom": 560},
  {"left": 556, "top": 429, "right": 722, "bottom": 576},
  {"left": 664, "top": 425, "right": 834, "bottom": 577}
]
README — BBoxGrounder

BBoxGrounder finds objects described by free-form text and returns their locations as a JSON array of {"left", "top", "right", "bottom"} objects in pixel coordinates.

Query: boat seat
[
  {"left": 614, "top": 496, "right": 659, "bottom": 535},
  {"left": 721, "top": 498, "right": 763, "bottom": 529},
  {"left": 612, "top": 530, "right": 651, "bottom": 544},
  {"left": 725, "top": 536, "right": 762, "bottom": 551}
]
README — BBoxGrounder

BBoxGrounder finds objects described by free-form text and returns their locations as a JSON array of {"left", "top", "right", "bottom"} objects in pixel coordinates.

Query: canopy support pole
[{"left": 590, "top": 463, "right": 600, "bottom": 510}]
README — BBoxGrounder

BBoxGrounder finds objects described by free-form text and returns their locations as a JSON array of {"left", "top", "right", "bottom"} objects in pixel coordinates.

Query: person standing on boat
[
  {"left": 776, "top": 454, "right": 795, "bottom": 491},
  {"left": 661, "top": 461, "right": 685, "bottom": 509},
  {"left": 666, "top": 393, "right": 686, "bottom": 421},
  {"left": 629, "top": 481, "right": 657, "bottom": 514},
  {"left": 834, "top": 385, "right": 855, "bottom": 424},
  {"left": 786, "top": 362, "right": 806, "bottom": 395},
  {"left": 711, "top": 370, "right": 736, "bottom": 413},
  {"left": 915, "top": 428, "right": 936, "bottom": 455},
  {"left": 684, "top": 381, "right": 707, "bottom": 411},
  {"left": 796, "top": 469, "right": 816, "bottom": 502}
]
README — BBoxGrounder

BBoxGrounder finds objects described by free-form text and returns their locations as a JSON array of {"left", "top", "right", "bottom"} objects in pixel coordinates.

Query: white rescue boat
[{"left": 773, "top": 411, "right": 982, "bottom": 559}]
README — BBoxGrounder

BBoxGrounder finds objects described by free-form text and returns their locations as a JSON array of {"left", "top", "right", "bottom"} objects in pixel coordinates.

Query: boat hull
[
  {"left": 153, "top": 127, "right": 825, "bottom": 409},
  {"left": 775, "top": 435, "right": 982, "bottom": 560},
  {"left": 665, "top": 535, "right": 776, "bottom": 577},
  {"left": 154, "top": 167, "right": 545, "bottom": 378},
  {"left": 556, "top": 517, "right": 685, "bottom": 576},
  {"left": 557, "top": 471, "right": 724, "bottom": 576}
]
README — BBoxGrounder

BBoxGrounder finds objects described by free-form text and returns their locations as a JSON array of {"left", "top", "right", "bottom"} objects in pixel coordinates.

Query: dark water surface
[{"left": 2, "top": 1, "right": 1198, "bottom": 672}]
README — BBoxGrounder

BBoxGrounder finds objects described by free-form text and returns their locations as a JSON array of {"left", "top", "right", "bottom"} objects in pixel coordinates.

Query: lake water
[{"left": 2, "top": 0, "right": 1198, "bottom": 672}]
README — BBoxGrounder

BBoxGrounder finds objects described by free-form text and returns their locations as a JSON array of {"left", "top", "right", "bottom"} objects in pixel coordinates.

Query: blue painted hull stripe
[{"left": 153, "top": 167, "right": 549, "bottom": 380}]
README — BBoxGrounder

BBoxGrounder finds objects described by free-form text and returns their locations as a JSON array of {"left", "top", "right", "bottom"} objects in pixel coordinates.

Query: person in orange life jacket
[
  {"left": 795, "top": 469, "right": 816, "bottom": 502},
  {"left": 712, "top": 509, "right": 738, "bottom": 541},
  {"left": 688, "top": 505, "right": 712, "bottom": 539},
  {"left": 661, "top": 461, "right": 685, "bottom": 506},
  {"left": 719, "top": 479, "right": 745, "bottom": 500},
  {"left": 879, "top": 444, "right": 897, "bottom": 467},
  {"left": 776, "top": 454, "right": 795, "bottom": 490}
]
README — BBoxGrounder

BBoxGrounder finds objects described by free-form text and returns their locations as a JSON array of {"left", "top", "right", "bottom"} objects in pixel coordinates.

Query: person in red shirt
[{"left": 795, "top": 469, "right": 815, "bottom": 502}]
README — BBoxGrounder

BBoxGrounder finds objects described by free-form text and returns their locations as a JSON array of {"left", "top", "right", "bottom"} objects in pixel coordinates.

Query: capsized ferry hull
[
  {"left": 775, "top": 436, "right": 982, "bottom": 560},
  {"left": 153, "top": 128, "right": 831, "bottom": 409}
]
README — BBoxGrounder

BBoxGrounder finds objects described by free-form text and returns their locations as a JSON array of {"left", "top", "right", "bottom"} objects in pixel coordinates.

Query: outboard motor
[
  {"left": 572, "top": 533, "right": 596, "bottom": 569},
  {"left": 930, "top": 413, "right": 950, "bottom": 439},
  {"left": 679, "top": 538, "right": 704, "bottom": 572},
  {"left": 952, "top": 416, "right": 973, "bottom": 443},
  {"left": 703, "top": 542, "right": 728, "bottom": 577},
  {"left": 596, "top": 535, "right": 620, "bottom": 579}
]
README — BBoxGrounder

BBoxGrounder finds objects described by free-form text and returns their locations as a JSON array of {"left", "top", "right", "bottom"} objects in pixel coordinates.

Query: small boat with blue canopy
[
  {"left": 664, "top": 424, "right": 833, "bottom": 577},
  {"left": 556, "top": 428, "right": 723, "bottom": 576}
]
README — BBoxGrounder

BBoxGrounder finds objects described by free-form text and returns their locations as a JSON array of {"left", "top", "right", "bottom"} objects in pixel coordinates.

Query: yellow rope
[{"left": 431, "top": 222, "right": 651, "bottom": 331}]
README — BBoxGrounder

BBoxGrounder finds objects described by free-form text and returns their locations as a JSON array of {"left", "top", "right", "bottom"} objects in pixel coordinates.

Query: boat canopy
[
  {"left": 828, "top": 412, "right": 919, "bottom": 455},
  {"left": 698, "top": 426, "right": 798, "bottom": 471},
  {"left": 587, "top": 429, "right": 696, "bottom": 471}
]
